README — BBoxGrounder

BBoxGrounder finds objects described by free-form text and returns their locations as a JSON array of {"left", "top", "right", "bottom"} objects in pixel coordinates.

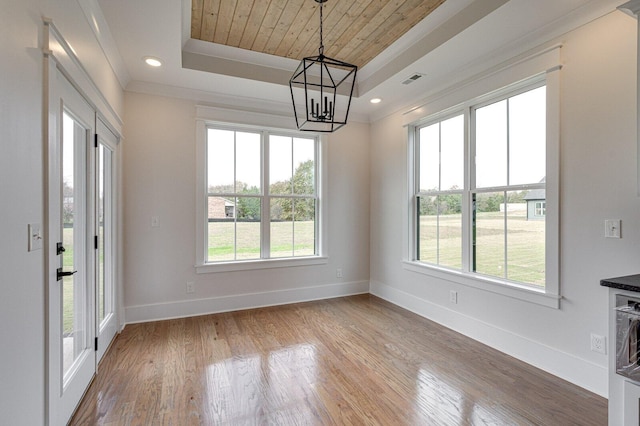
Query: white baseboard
[
  {"left": 125, "top": 280, "right": 370, "bottom": 324},
  {"left": 370, "top": 279, "right": 608, "bottom": 398}
]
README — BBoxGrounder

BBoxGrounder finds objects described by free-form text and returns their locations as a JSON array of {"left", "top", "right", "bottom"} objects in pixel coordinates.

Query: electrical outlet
[
  {"left": 336, "top": 268, "right": 343, "bottom": 278},
  {"left": 186, "top": 281, "right": 195, "bottom": 294},
  {"left": 590, "top": 333, "right": 606, "bottom": 354},
  {"left": 449, "top": 290, "right": 458, "bottom": 304}
]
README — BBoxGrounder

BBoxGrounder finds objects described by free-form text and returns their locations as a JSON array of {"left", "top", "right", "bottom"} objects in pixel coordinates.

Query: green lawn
[
  {"left": 419, "top": 210, "right": 545, "bottom": 287},
  {"left": 61, "top": 227, "right": 108, "bottom": 349},
  {"left": 208, "top": 220, "right": 315, "bottom": 261},
  {"left": 62, "top": 227, "right": 74, "bottom": 335}
]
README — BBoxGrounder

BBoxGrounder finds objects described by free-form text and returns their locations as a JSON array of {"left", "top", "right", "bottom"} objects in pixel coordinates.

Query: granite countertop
[{"left": 600, "top": 274, "right": 640, "bottom": 293}]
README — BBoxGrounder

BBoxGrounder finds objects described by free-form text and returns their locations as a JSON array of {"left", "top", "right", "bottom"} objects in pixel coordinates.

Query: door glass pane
[
  {"left": 98, "top": 145, "right": 113, "bottom": 326},
  {"left": 98, "top": 145, "right": 105, "bottom": 323},
  {"left": 62, "top": 112, "right": 87, "bottom": 379}
]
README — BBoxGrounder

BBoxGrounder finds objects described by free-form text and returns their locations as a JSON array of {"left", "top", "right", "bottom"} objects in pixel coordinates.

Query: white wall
[
  {"left": 0, "top": 0, "right": 123, "bottom": 423},
  {"left": 369, "top": 10, "right": 640, "bottom": 398},
  {"left": 122, "top": 91, "right": 371, "bottom": 322}
]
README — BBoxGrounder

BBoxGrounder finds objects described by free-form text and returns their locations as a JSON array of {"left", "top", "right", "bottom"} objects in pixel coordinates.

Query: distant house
[
  {"left": 208, "top": 197, "right": 235, "bottom": 219},
  {"left": 524, "top": 188, "right": 546, "bottom": 221}
]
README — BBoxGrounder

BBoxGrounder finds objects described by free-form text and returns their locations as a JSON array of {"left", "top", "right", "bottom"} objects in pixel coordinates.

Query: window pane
[
  {"left": 417, "top": 195, "right": 462, "bottom": 269},
  {"left": 236, "top": 197, "right": 261, "bottom": 260},
  {"left": 270, "top": 135, "right": 293, "bottom": 195},
  {"left": 419, "top": 124, "right": 439, "bottom": 192},
  {"left": 294, "top": 198, "right": 315, "bottom": 256},
  {"left": 506, "top": 191, "right": 545, "bottom": 286},
  {"left": 509, "top": 86, "right": 546, "bottom": 186},
  {"left": 440, "top": 115, "right": 464, "bottom": 190},
  {"left": 208, "top": 196, "right": 234, "bottom": 262},
  {"left": 293, "top": 137, "right": 315, "bottom": 195},
  {"left": 208, "top": 129, "right": 235, "bottom": 193},
  {"left": 417, "top": 196, "right": 437, "bottom": 264},
  {"left": 475, "top": 100, "right": 507, "bottom": 188},
  {"left": 270, "top": 198, "right": 293, "bottom": 258},
  {"left": 474, "top": 192, "right": 505, "bottom": 278},
  {"left": 437, "top": 194, "right": 462, "bottom": 269},
  {"left": 236, "top": 132, "right": 261, "bottom": 194}
]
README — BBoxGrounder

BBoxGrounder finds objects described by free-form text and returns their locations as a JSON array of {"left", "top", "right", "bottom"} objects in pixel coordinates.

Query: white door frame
[
  {"left": 95, "top": 119, "right": 119, "bottom": 363},
  {"left": 44, "top": 19, "right": 123, "bottom": 425},
  {"left": 46, "top": 65, "right": 96, "bottom": 426}
]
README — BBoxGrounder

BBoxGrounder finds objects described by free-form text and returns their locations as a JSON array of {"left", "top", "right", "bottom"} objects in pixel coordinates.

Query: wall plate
[{"left": 28, "top": 223, "right": 43, "bottom": 251}]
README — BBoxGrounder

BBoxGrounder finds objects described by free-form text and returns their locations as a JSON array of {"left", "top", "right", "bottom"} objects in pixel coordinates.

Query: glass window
[
  {"left": 472, "top": 86, "right": 546, "bottom": 287},
  {"left": 206, "top": 127, "right": 318, "bottom": 263},
  {"left": 413, "top": 83, "right": 548, "bottom": 289},
  {"left": 416, "top": 114, "right": 464, "bottom": 270}
]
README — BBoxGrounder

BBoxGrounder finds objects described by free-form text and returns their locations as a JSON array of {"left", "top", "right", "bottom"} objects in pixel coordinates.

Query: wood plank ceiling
[{"left": 191, "top": 0, "right": 447, "bottom": 68}]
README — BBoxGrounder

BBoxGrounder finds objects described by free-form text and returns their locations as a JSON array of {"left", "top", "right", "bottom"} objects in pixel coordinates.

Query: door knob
[{"left": 57, "top": 268, "right": 77, "bottom": 281}]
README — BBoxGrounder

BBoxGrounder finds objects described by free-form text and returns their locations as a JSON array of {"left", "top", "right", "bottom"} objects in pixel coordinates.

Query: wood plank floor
[{"left": 71, "top": 295, "right": 607, "bottom": 425}]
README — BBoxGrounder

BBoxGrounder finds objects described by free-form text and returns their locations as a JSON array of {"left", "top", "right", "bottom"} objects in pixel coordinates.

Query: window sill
[
  {"left": 196, "top": 256, "right": 328, "bottom": 274},
  {"left": 402, "top": 261, "right": 560, "bottom": 309}
]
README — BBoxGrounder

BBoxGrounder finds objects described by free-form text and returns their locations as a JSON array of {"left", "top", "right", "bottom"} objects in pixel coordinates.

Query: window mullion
[
  {"left": 503, "top": 190, "right": 508, "bottom": 279},
  {"left": 436, "top": 123, "right": 442, "bottom": 265},
  {"left": 233, "top": 133, "right": 238, "bottom": 260},
  {"left": 504, "top": 100, "right": 510, "bottom": 279},
  {"left": 262, "top": 131, "right": 270, "bottom": 259},
  {"left": 463, "top": 107, "right": 473, "bottom": 273}
]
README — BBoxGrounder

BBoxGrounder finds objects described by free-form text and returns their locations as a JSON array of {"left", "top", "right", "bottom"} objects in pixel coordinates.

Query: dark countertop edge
[{"left": 600, "top": 274, "right": 640, "bottom": 293}]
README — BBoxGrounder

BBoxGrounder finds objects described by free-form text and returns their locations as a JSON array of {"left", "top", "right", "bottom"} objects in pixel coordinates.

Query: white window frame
[
  {"left": 195, "top": 116, "right": 328, "bottom": 274},
  {"left": 403, "top": 46, "right": 561, "bottom": 308}
]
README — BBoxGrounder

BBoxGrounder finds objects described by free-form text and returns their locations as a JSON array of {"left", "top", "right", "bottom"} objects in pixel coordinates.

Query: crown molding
[
  {"left": 126, "top": 80, "right": 370, "bottom": 124},
  {"left": 77, "top": 0, "right": 130, "bottom": 89}
]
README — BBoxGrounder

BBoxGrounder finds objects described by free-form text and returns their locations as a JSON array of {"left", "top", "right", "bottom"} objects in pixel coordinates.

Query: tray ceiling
[{"left": 191, "top": 0, "right": 447, "bottom": 68}]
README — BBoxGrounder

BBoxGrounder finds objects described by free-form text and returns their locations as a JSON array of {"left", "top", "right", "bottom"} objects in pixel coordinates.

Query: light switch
[
  {"left": 28, "top": 223, "right": 43, "bottom": 251},
  {"left": 151, "top": 216, "right": 160, "bottom": 227},
  {"left": 605, "top": 219, "right": 621, "bottom": 239}
]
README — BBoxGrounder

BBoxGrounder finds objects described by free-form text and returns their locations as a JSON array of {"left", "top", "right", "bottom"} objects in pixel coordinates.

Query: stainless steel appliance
[{"left": 616, "top": 294, "right": 640, "bottom": 381}]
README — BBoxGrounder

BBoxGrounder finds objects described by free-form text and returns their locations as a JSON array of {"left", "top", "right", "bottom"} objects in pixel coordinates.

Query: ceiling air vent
[{"left": 402, "top": 73, "right": 424, "bottom": 85}]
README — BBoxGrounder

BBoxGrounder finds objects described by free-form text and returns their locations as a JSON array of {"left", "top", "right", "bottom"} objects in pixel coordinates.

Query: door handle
[{"left": 57, "top": 268, "right": 77, "bottom": 281}]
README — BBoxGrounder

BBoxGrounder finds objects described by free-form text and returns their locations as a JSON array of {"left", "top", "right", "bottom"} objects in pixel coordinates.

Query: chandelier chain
[{"left": 319, "top": 1, "right": 324, "bottom": 56}]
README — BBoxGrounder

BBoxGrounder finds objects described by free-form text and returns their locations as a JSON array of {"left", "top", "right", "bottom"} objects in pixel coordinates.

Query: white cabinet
[{"left": 624, "top": 380, "right": 640, "bottom": 425}]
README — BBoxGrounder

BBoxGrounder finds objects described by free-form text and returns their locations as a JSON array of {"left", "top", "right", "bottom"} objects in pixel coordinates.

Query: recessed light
[
  {"left": 144, "top": 56, "right": 162, "bottom": 67},
  {"left": 370, "top": 98, "right": 382, "bottom": 104}
]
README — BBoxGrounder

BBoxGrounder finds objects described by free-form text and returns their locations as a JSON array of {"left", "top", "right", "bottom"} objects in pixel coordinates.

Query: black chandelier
[{"left": 289, "top": 0, "right": 358, "bottom": 132}]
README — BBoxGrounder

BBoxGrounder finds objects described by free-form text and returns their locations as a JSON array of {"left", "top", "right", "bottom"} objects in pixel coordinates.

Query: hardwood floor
[{"left": 71, "top": 295, "right": 607, "bottom": 425}]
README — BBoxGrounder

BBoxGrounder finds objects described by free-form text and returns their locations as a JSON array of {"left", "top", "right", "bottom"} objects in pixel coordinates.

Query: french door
[
  {"left": 47, "top": 67, "right": 118, "bottom": 425},
  {"left": 95, "top": 120, "right": 118, "bottom": 363}
]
